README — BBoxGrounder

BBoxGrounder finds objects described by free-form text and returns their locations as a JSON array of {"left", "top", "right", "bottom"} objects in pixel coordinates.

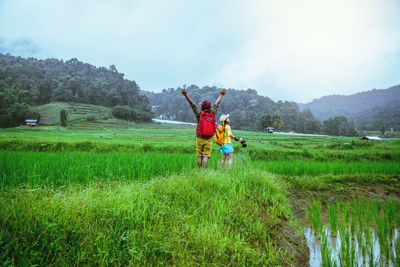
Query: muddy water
[{"left": 304, "top": 226, "right": 398, "bottom": 267}]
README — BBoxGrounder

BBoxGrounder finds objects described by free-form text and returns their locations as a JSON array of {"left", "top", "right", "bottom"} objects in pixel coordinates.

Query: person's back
[
  {"left": 218, "top": 114, "right": 244, "bottom": 170},
  {"left": 181, "top": 88, "right": 227, "bottom": 168},
  {"left": 214, "top": 124, "right": 225, "bottom": 146},
  {"left": 196, "top": 106, "right": 216, "bottom": 139}
]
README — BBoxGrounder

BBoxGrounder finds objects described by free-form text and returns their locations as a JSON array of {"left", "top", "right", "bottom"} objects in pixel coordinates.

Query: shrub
[
  {"left": 60, "top": 109, "right": 68, "bottom": 126},
  {"left": 86, "top": 113, "right": 96, "bottom": 121},
  {"left": 112, "top": 105, "right": 154, "bottom": 122},
  {"left": 112, "top": 105, "right": 134, "bottom": 121},
  {"left": 0, "top": 104, "right": 42, "bottom": 128}
]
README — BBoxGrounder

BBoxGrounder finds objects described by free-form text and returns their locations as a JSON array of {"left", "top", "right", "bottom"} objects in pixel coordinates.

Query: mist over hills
[
  {"left": 145, "top": 84, "right": 400, "bottom": 131},
  {"left": 1, "top": 51, "right": 398, "bottom": 132},
  {"left": 298, "top": 85, "right": 400, "bottom": 129}
]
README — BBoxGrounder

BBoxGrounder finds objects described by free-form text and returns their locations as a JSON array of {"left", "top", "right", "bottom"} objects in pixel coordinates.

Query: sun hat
[{"left": 220, "top": 114, "right": 229, "bottom": 122}]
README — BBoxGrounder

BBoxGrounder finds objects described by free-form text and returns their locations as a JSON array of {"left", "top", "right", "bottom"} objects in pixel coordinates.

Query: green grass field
[{"left": 0, "top": 123, "right": 399, "bottom": 266}]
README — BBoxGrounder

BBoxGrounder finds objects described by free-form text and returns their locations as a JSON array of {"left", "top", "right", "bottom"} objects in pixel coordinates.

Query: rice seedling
[
  {"left": 305, "top": 199, "right": 400, "bottom": 266},
  {"left": 343, "top": 202, "right": 351, "bottom": 226},
  {"left": 350, "top": 209, "right": 357, "bottom": 239},
  {"left": 395, "top": 234, "right": 400, "bottom": 267},
  {"left": 327, "top": 203, "right": 337, "bottom": 236},
  {"left": 368, "top": 237, "right": 375, "bottom": 267},
  {"left": 307, "top": 200, "right": 322, "bottom": 234},
  {"left": 320, "top": 228, "right": 337, "bottom": 267},
  {"left": 359, "top": 233, "right": 367, "bottom": 265},
  {"left": 338, "top": 226, "right": 352, "bottom": 267}
]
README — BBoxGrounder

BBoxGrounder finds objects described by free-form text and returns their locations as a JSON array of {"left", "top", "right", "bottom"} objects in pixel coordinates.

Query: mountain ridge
[{"left": 297, "top": 85, "right": 400, "bottom": 125}]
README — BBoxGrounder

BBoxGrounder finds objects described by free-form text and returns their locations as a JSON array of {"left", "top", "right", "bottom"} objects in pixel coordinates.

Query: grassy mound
[
  {"left": 0, "top": 170, "right": 300, "bottom": 266},
  {"left": 32, "top": 102, "right": 134, "bottom": 128}
]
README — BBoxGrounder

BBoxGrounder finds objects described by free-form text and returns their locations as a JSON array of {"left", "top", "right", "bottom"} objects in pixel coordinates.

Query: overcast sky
[{"left": 1, "top": 0, "right": 399, "bottom": 103}]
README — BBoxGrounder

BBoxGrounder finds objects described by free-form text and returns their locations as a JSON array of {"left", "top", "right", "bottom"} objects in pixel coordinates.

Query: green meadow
[{"left": 0, "top": 123, "right": 399, "bottom": 266}]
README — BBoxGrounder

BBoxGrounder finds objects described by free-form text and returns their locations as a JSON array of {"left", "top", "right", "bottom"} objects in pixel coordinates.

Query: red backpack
[{"left": 196, "top": 110, "right": 216, "bottom": 139}]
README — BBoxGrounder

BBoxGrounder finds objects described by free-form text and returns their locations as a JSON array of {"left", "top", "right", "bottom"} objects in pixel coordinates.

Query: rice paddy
[
  {"left": 305, "top": 200, "right": 400, "bottom": 266},
  {"left": 253, "top": 160, "right": 400, "bottom": 176},
  {"left": 0, "top": 124, "right": 399, "bottom": 266}
]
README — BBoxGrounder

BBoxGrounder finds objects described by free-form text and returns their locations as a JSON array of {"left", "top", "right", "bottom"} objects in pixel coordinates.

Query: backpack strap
[{"left": 216, "top": 125, "right": 224, "bottom": 134}]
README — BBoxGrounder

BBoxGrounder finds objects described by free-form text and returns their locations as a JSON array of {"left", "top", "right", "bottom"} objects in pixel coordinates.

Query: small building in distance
[
  {"left": 264, "top": 127, "right": 275, "bottom": 133},
  {"left": 25, "top": 119, "right": 38, "bottom": 127},
  {"left": 361, "top": 136, "right": 382, "bottom": 141}
]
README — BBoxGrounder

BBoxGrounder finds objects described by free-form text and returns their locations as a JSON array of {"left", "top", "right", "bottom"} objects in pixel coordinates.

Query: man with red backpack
[{"left": 181, "top": 88, "right": 227, "bottom": 168}]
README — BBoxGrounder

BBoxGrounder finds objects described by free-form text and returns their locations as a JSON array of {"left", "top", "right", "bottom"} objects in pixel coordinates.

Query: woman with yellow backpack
[{"left": 215, "top": 114, "right": 245, "bottom": 170}]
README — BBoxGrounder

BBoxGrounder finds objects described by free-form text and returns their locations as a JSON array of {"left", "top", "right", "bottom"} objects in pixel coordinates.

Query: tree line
[
  {"left": 0, "top": 53, "right": 153, "bottom": 127},
  {"left": 0, "top": 52, "right": 359, "bottom": 135},
  {"left": 144, "top": 85, "right": 358, "bottom": 135}
]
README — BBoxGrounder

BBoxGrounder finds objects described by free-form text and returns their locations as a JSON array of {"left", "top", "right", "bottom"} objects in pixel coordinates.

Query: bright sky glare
[{"left": 1, "top": 0, "right": 399, "bottom": 102}]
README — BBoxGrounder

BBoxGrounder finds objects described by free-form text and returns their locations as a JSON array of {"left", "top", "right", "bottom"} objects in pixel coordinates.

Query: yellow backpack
[{"left": 214, "top": 124, "right": 225, "bottom": 146}]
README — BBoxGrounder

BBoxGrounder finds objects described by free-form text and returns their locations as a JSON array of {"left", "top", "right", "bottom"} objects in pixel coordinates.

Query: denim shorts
[{"left": 220, "top": 143, "right": 234, "bottom": 154}]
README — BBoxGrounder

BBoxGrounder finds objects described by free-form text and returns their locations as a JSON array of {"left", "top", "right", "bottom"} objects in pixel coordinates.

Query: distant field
[
  {"left": 32, "top": 102, "right": 145, "bottom": 129},
  {"left": 0, "top": 123, "right": 399, "bottom": 266},
  {"left": 1, "top": 124, "right": 399, "bottom": 161},
  {"left": 32, "top": 102, "right": 114, "bottom": 125}
]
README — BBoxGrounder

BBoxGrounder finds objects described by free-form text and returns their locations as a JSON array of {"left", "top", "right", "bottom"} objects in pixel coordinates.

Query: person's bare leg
[
  {"left": 221, "top": 153, "right": 226, "bottom": 170},
  {"left": 197, "top": 157, "right": 203, "bottom": 169},
  {"left": 202, "top": 156, "right": 209, "bottom": 168},
  {"left": 228, "top": 152, "right": 233, "bottom": 170}
]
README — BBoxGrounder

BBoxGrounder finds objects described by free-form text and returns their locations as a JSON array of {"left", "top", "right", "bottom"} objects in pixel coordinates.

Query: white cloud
[
  {"left": 1, "top": 0, "right": 399, "bottom": 102},
  {"left": 214, "top": 0, "right": 400, "bottom": 102}
]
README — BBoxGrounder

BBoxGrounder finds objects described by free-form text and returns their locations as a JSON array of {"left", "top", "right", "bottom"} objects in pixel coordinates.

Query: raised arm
[
  {"left": 181, "top": 89, "right": 195, "bottom": 106},
  {"left": 181, "top": 88, "right": 200, "bottom": 120},
  {"left": 215, "top": 88, "right": 227, "bottom": 106}
]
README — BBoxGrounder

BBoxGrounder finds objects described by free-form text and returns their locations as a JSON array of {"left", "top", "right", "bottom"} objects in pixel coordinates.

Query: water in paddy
[{"left": 305, "top": 226, "right": 399, "bottom": 267}]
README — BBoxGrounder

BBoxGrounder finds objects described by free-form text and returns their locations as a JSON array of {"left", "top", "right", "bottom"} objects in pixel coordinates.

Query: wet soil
[{"left": 271, "top": 219, "right": 309, "bottom": 266}]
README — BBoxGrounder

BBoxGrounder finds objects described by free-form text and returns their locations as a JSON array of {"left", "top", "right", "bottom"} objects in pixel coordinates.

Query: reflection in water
[{"left": 304, "top": 226, "right": 398, "bottom": 267}]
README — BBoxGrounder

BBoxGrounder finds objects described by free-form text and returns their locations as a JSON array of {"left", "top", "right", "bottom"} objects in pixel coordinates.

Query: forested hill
[
  {"left": 298, "top": 85, "right": 400, "bottom": 129},
  {"left": 143, "top": 85, "right": 322, "bottom": 132},
  {"left": 0, "top": 53, "right": 153, "bottom": 127}
]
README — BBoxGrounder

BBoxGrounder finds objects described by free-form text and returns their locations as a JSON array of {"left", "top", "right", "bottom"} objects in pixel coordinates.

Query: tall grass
[
  {"left": 0, "top": 169, "right": 294, "bottom": 266},
  {"left": 253, "top": 160, "right": 400, "bottom": 176},
  {"left": 2, "top": 126, "right": 400, "bottom": 162},
  {"left": 248, "top": 146, "right": 400, "bottom": 162},
  {"left": 0, "top": 151, "right": 199, "bottom": 187},
  {"left": 0, "top": 151, "right": 251, "bottom": 188},
  {"left": 0, "top": 139, "right": 196, "bottom": 154}
]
